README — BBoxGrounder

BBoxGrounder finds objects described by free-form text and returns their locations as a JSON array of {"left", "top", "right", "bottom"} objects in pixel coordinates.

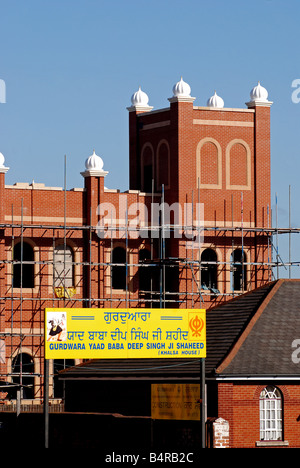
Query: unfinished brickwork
[{"left": 0, "top": 78, "right": 275, "bottom": 405}]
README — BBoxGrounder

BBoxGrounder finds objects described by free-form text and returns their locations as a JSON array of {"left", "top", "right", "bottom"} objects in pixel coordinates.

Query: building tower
[{"left": 128, "top": 78, "right": 273, "bottom": 309}]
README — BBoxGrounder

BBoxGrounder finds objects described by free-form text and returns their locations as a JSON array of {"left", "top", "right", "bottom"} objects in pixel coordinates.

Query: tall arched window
[
  {"left": 138, "top": 249, "right": 154, "bottom": 306},
  {"left": 54, "top": 245, "right": 74, "bottom": 288},
  {"left": 156, "top": 140, "right": 170, "bottom": 191},
  {"left": 141, "top": 144, "right": 154, "bottom": 193},
  {"left": 260, "top": 386, "right": 283, "bottom": 441},
  {"left": 231, "top": 249, "right": 247, "bottom": 291},
  {"left": 201, "top": 248, "right": 218, "bottom": 291},
  {"left": 139, "top": 249, "right": 151, "bottom": 292},
  {"left": 12, "top": 353, "right": 34, "bottom": 399},
  {"left": 13, "top": 241, "right": 34, "bottom": 288},
  {"left": 111, "top": 246, "right": 127, "bottom": 290}
]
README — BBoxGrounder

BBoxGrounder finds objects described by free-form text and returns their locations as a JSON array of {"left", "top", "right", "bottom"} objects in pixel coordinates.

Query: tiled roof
[
  {"left": 59, "top": 280, "right": 300, "bottom": 381},
  {"left": 214, "top": 280, "right": 300, "bottom": 377},
  {"left": 205, "top": 281, "right": 277, "bottom": 376}
]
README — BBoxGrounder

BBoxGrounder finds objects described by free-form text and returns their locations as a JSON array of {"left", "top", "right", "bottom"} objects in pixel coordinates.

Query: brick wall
[
  {"left": 218, "top": 382, "right": 300, "bottom": 448},
  {"left": 0, "top": 88, "right": 273, "bottom": 404},
  {"left": 129, "top": 98, "right": 272, "bottom": 309}
]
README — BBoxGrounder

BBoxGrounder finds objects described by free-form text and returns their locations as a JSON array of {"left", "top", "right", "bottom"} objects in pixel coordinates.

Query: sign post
[{"left": 201, "top": 358, "right": 205, "bottom": 449}]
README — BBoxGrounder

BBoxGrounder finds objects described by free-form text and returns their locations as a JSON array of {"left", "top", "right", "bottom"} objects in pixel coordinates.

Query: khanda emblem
[{"left": 189, "top": 314, "right": 204, "bottom": 338}]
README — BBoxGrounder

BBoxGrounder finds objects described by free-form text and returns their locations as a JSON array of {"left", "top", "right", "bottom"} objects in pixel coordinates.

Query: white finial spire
[
  {"left": 246, "top": 81, "right": 273, "bottom": 108},
  {"left": 81, "top": 149, "right": 108, "bottom": 178},
  {"left": 172, "top": 77, "right": 191, "bottom": 98},
  {"left": 207, "top": 90, "right": 224, "bottom": 108},
  {"left": 128, "top": 86, "right": 153, "bottom": 112},
  {"left": 169, "top": 77, "right": 195, "bottom": 103}
]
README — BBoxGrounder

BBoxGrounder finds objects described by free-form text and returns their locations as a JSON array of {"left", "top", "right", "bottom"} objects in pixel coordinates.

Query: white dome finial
[
  {"left": 128, "top": 86, "right": 153, "bottom": 112},
  {"left": 250, "top": 81, "right": 269, "bottom": 102},
  {"left": 207, "top": 90, "right": 224, "bottom": 108},
  {"left": 85, "top": 149, "right": 104, "bottom": 171},
  {"left": 172, "top": 77, "right": 191, "bottom": 98},
  {"left": 246, "top": 81, "right": 272, "bottom": 108},
  {"left": 131, "top": 86, "right": 149, "bottom": 107},
  {"left": 81, "top": 149, "right": 108, "bottom": 178},
  {"left": 169, "top": 77, "right": 195, "bottom": 103}
]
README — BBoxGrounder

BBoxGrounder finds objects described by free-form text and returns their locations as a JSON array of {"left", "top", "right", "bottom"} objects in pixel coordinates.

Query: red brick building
[
  {"left": 206, "top": 279, "right": 300, "bottom": 448},
  {"left": 0, "top": 77, "right": 273, "bottom": 407}
]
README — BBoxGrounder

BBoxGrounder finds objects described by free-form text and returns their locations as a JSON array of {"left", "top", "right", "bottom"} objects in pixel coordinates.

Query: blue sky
[{"left": 1, "top": 0, "right": 300, "bottom": 273}]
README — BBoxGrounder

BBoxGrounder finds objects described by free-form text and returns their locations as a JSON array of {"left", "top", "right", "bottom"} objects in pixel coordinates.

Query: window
[
  {"left": 201, "top": 248, "right": 218, "bottom": 293},
  {"left": 13, "top": 241, "right": 34, "bottom": 288},
  {"left": 231, "top": 249, "right": 246, "bottom": 291},
  {"left": 141, "top": 144, "right": 154, "bottom": 193},
  {"left": 260, "top": 386, "right": 283, "bottom": 441},
  {"left": 143, "top": 164, "right": 153, "bottom": 193},
  {"left": 156, "top": 140, "right": 170, "bottom": 191},
  {"left": 139, "top": 249, "right": 153, "bottom": 306},
  {"left": 54, "top": 245, "right": 74, "bottom": 288},
  {"left": 111, "top": 247, "right": 127, "bottom": 290},
  {"left": 12, "top": 353, "right": 34, "bottom": 399}
]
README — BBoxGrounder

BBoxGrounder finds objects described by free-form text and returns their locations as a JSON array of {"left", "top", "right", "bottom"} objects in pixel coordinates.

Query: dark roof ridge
[
  {"left": 215, "top": 279, "right": 285, "bottom": 374},
  {"left": 208, "top": 279, "right": 278, "bottom": 313}
]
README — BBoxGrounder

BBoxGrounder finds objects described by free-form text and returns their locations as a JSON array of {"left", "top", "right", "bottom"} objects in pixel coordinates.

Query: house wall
[{"left": 218, "top": 382, "right": 300, "bottom": 448}]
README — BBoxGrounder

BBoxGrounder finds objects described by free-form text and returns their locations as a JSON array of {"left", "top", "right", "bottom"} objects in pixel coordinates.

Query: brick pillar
[
  {"left": 213, "top": 417, "right": 230, "bottom": 448},
  {"left": 127, "top": 88, "right": 153, "bottom": 191},
  {"left": 168, "top": 90, "right": 196, "bottom": 308},
  {"left": 246, "top": 85, "right": 272, "bottom": 228},
  {"left": 81, "top": 151, "right": 108, "bottom": 304},
  {"left": 0, "top": 156, "right": 9, "bottom": 224},
  {"left": 246, "top": 85, "right": 273, "bottom": 287}
]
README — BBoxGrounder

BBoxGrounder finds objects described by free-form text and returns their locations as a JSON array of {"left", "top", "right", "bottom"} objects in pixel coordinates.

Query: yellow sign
[
  {"left": 54, "top": 287, "right": 76, "bottom": 298},
  {"left": 151, "top": 384, "right": 200, "bottom": 420},
  {"left": 45, "top": 308, "right": 206, "bottom": 360}
]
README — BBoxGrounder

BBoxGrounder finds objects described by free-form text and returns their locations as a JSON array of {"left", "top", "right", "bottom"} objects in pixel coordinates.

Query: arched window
[
  {"left": 13, "top": 241, "right": 34, "bottom": 288},
  {"left": 138, "top": 248, "right": 160, "bottom": 302},
  {"left": 111, "top": 247, "right": 126, "bottom": 290},
  {"left": 226, "top": 139, "right": 251, "bottom": 190},
  {"left": 141, "top": 144, "right": 154, "bottom": 193},
  {"left": 260, "top": 386, "right": 283, "bottom": 441},
  {"left": 157, "top": 140, "right": 170, "bottom": 191},
  {"left": 12, "top": 353, "right": 34, "bottom": 399},
  {"left": 197, "top": 138, "right": 222, "bottom": 189},
  {"left": 231, "top": 249, "right": 247, "bottom": 291},
  {"left": 201, "top": 248, "right": 218, "bottom": 292},
  {"left": 139, "top": 249, "right": 151, "bottom": 292},
  {"left": 54, "top": 245, "right": 74, "bottom": 288}
]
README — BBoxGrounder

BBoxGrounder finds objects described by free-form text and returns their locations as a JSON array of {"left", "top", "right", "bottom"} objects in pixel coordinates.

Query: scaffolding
[{"left": 0, "top": 173, "right": 298, "bottom": 405}]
